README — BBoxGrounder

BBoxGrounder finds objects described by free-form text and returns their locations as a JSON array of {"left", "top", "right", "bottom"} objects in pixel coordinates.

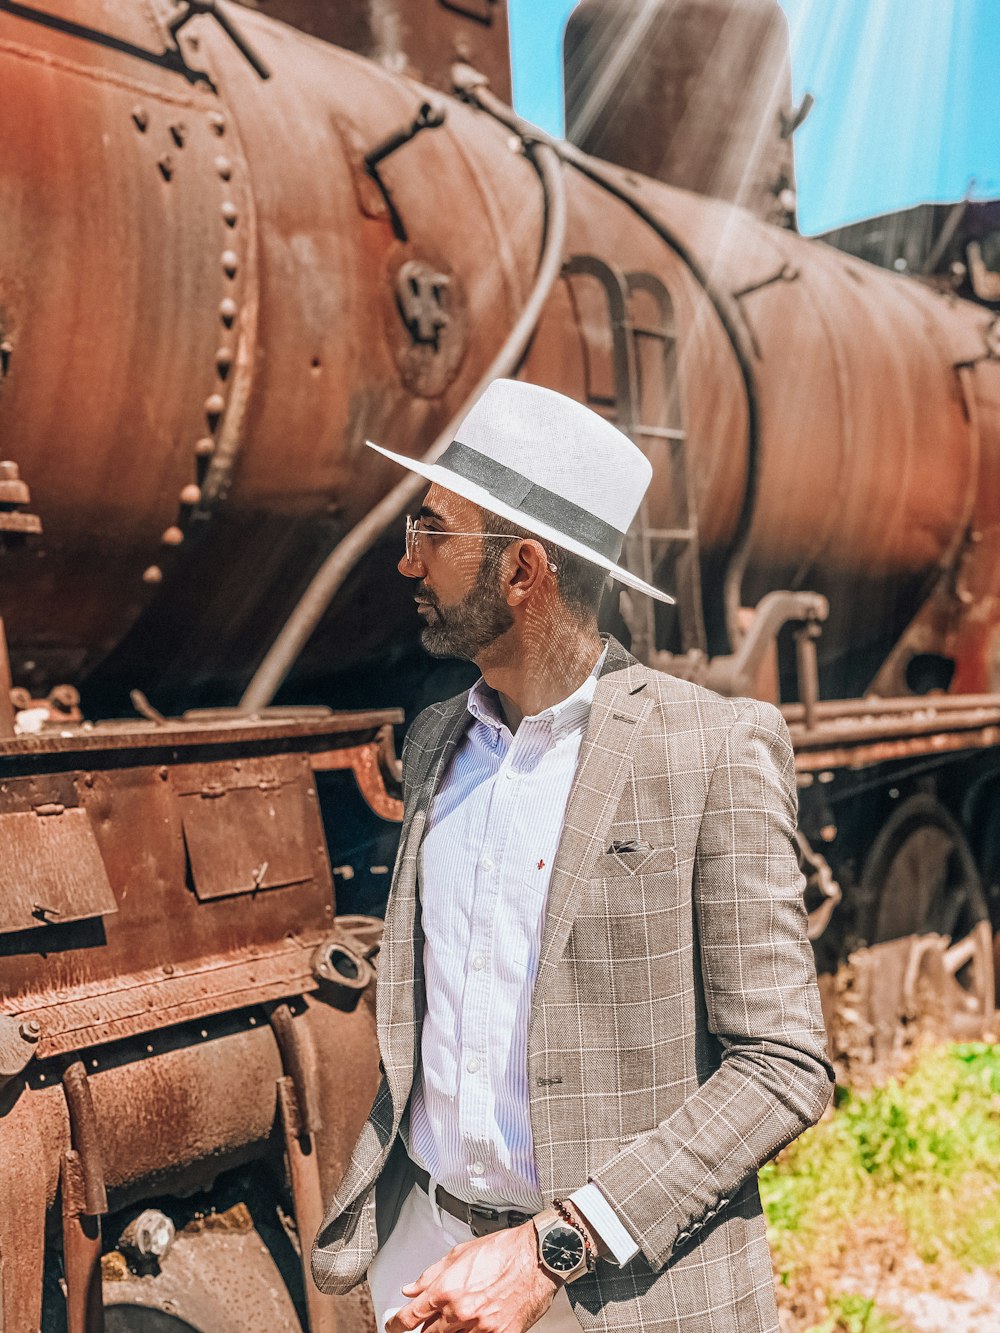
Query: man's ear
[{"left": 505, "top": 540, "right": 551, "bottom": 606}]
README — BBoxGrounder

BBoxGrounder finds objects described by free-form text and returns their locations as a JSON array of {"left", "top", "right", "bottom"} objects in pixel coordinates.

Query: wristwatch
[{"left": 533, "top": 1207, "right": 590, "bottom": 1284}]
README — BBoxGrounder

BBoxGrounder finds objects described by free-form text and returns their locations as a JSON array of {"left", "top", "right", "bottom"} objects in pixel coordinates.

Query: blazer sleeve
[{"left": 588, "top": 698, "right": 834, "bottom": 1270}]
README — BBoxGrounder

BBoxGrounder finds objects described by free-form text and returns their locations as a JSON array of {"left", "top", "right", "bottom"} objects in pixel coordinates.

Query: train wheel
[{"left": 862, "top": 793, "right": 995, "bottom": 1029}]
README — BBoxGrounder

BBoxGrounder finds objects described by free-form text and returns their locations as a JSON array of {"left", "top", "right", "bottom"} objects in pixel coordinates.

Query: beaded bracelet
[{"left": 552, "top": 1198, "right": 598, "bottom": 1272}]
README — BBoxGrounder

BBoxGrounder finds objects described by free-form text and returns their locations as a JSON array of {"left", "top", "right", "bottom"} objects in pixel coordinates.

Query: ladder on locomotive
[{"left": 562, "top": 255, "right": 707, "bottom": 663}]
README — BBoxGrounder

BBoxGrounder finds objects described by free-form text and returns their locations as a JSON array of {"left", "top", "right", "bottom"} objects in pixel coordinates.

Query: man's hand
[{"left": 385, "top": 1222, "right": 558, "bottom": 1333}]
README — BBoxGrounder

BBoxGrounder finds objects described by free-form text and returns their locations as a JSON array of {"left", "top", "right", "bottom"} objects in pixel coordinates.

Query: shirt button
[
  {"left": 472, "top": 955, "right": 486, "bottom": 971},
  {"left": 480, "top": 855, "right": 495, "bottom": 871},
  {"left": 466, "top": 1056, "right": 481, "bottom": 1073},
  {"left": 470, "top": 1161, "right": 486, "bottom": 1176},
  {"left": 504, "top": 768, "right": 516, "bottom": 780}
]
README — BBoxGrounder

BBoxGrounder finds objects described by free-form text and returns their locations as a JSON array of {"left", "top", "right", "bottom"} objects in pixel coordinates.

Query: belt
[{"left": 411, "top": 1163, "right": 534, "bottom": 1238}]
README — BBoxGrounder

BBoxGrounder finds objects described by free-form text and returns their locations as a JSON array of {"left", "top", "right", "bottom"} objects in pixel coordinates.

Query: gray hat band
[{"left": 439, "top": 439, "right": 626, "bottom": 562}]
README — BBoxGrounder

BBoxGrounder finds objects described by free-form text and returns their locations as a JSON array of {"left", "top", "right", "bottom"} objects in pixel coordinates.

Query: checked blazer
[{"left": 312, "top": 637, "right": 833, "bottom": 1332}]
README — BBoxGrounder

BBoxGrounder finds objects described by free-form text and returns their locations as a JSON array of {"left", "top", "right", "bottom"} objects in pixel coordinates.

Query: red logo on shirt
[{"left": 538, "top": 859, "right": 545, "bottom": 870}]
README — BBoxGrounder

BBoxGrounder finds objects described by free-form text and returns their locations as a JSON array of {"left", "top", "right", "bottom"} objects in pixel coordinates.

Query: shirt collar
[{"left": 467, "top": 644, "right": 608, "bottom": 743}]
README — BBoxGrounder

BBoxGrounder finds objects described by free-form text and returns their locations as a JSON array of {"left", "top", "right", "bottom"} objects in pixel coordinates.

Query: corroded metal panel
[
  {"left": 0, "top": 806, "right": 118, "bottom": 934},
  {"left": 176, "top": 755, "right": 318, "bottom": 900},
  {"left": 0, "top": 716, "right": 397, "bottom": 1055}
]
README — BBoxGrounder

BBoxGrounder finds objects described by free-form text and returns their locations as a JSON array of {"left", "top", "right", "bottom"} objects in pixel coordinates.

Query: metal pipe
[
  {"left": 276, "top": 1076, "right": 338, "bottom": 1333},
  {"left": 62, "top": 1061, "right": 108, "bottom": 1217},
  {"left": 782, "top": 693, "right": 1000, "bottom": 722},
  {"left": 61, "top": 1150, "right": 105, "bottom": 1333},
  {"left": 0, "top": 617, "right": 15, "bottom": 738},
  {"left": 795, "top": 623, "right": 821, "bottom": 732},
  {"left": 791, "top": 713, "right": 1000, "bottom": 747},
  {"left": 794, "top": 725, "right": 1000, "bottom": 774},
  {"left": 239, "top": 136, "right": 568, "bottom": 713},
  {"left": 270, "top": 1002, "right": 321, "bottom": 1137},
  {"left": 454, "top": 71, "right": 764, "bottom": 653}
]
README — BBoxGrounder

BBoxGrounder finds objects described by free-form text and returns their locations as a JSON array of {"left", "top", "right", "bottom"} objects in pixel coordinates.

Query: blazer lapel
[
  {"left": 528, "top": 649, "right": 652, "bottom": 1043},
  {"left": 376, "top": 695, "right": 471, "bottom": 1112}
]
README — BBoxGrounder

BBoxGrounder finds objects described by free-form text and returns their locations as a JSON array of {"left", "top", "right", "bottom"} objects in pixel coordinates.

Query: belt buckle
[{"left": 467, "top": 1204, "right": 503, "bottom": 1238}]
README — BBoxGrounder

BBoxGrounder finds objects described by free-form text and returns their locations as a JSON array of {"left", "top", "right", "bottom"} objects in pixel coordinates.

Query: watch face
[{"left": 541, "top": 1224, "right": 585, "bottom": 1273}]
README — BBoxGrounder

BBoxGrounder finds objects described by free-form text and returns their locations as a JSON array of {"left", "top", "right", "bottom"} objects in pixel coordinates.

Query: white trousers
[{"left": 367, "top": 1185, "right": 581, "bottom": 1333}]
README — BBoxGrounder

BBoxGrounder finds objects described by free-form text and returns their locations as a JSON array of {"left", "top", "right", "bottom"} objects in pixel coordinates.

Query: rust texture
[
  {"left": 61, "top": 1150, "right": 105, "bottom": 1333},
  {"left": 1, "top": 0, "right": 1000, "bottom": 1325},
  {"left": 0, "top": 0, "right": 997, "bottom": 707},
  {"left": 277, "top": 1076, "right": 340, "bottom": 1333},
  {"left": 62, "top": 1062, "right": 109, "bottom": 1217},
  {"left": 235, "top": 0, "right": 513, "bottom": 102},
  {"left": 0, "top": 712, "right": 383, "bottom": 1330}
]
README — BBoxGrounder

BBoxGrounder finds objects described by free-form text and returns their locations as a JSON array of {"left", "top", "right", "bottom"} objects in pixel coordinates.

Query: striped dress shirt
[{"left": 406, "top": 646, "right": 638, "bottom": 1264}]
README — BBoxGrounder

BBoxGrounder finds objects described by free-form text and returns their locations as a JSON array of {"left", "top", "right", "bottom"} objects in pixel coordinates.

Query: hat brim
[{"left": 366, "top": 440, "right": 675, "bottom": 604}]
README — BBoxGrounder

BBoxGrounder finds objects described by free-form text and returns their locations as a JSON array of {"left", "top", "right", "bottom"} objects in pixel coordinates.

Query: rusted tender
[{"left": 0, "top": 708, "right": 399, "bottom": 1329}]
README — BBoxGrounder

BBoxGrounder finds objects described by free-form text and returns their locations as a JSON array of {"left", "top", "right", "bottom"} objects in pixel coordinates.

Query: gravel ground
[
  {"left": 832, "top": 1250, "right": 1000, "bottom": 1333},
  {"left": 774, "top": 1222, "right": 1000, "bottom": 1333}
]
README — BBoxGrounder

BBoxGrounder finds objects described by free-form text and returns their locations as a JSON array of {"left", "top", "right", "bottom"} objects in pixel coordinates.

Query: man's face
[{"left": 397, "top": 485, "right": 514, "bottom": 662}]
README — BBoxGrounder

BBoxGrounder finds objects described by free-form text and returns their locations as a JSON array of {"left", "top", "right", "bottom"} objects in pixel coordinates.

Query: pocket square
[{"left": 598, "top": 840, "right": 677, "bottom": 877}]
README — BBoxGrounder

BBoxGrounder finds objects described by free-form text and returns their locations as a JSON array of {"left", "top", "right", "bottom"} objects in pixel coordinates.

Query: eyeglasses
[{"left": 404, "top": 515, "right": 557, "bottom": 571}]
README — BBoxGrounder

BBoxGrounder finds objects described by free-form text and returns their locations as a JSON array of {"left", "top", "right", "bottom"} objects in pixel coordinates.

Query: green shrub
[{"left": 761, "top": 1043, "right": 1000, "bottom": 1274}]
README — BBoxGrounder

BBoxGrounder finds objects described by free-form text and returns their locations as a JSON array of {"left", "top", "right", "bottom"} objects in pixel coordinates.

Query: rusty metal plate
[
  {"left": 176, "top": 757, "right": 316, "bottom": 900},
  {"left": 13, "top": 935, "right": 324, "bottom": 1058},
  {"left": 0, "top": 807, "right": 117, "bottom": 934}
]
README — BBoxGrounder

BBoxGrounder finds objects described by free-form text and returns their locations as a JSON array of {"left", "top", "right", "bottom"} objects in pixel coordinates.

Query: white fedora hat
[{"left": 366, "top": 379, "right": 674, "bottom": 603}]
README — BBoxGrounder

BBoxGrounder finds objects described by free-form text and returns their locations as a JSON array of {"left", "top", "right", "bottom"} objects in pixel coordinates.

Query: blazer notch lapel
[{"left": 378, "top": 694, "right": 471, "bottom": 1103}]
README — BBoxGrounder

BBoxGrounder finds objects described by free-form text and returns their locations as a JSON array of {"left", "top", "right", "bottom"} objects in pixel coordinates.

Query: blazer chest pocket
[{"left": 591, "top": 843, "right": 677, "bottom": 879}]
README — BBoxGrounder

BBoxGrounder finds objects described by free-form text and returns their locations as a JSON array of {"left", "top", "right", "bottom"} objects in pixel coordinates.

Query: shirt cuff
[{"left": 568, "top": 1182, "right": 640, "bottom": 1266}]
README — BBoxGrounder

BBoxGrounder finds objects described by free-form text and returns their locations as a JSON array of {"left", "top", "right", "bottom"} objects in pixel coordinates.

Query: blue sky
[{"left": 508, "top": 0, "right": 1000, "bottom": 234}]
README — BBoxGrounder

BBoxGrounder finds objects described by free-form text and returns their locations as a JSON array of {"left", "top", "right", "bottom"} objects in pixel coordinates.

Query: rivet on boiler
[
  {"left": 194, "top": 437, "right": 215, "bottom": 459},
  {"left": 179, "top": 484, "right": 202, "bottom": 507},
  {"left": 161, "top": 526, "right": 184, "bottom": 547},
  {"left": 143, "top": 565, "right": 163, "bottom": 584},
  {"left": 221, "top": 250, "right": 238, "bottom": 278},
  {"left": 131, "top": 106, "right": 149, "bottom": 132},
  {"left": 216, "top": 347, "right": 233, "bottom": 375},
  {"left": 221, "top": 201, "right": 238, "bottom": 227},
  {"left": 208, "top": 111, "right": 226, "bottom": 136},
  {"left": 214, "top": 155, "right": 232, "bottom": 180},
  {"left": 219, "top": 297, "right": 238, "bottom": 326}
]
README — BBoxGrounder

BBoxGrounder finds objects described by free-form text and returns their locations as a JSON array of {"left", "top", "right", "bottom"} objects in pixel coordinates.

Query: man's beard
[{"left": 418, "top": 559, "right": 513, "bottom": 662}]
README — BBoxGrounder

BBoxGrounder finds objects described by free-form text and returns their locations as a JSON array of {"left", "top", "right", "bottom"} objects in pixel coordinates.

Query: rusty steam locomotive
[{"left": 1, "top": 0, "right": 999, "bottom": 1328}]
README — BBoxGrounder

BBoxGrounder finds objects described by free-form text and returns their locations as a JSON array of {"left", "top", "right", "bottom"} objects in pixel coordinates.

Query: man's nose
[{"left": 398, "top": 550, "right": 425, "bottom": 579}]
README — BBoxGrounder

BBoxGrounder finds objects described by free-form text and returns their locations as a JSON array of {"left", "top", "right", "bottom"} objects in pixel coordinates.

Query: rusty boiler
[{"left": 2, "top": 0, "right": 1000, "bottom": 1326}]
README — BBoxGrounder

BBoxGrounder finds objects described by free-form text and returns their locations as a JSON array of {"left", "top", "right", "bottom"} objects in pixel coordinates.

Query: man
[{"left": 313, "top": 380, "right": 833, "bottom": 1333}]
